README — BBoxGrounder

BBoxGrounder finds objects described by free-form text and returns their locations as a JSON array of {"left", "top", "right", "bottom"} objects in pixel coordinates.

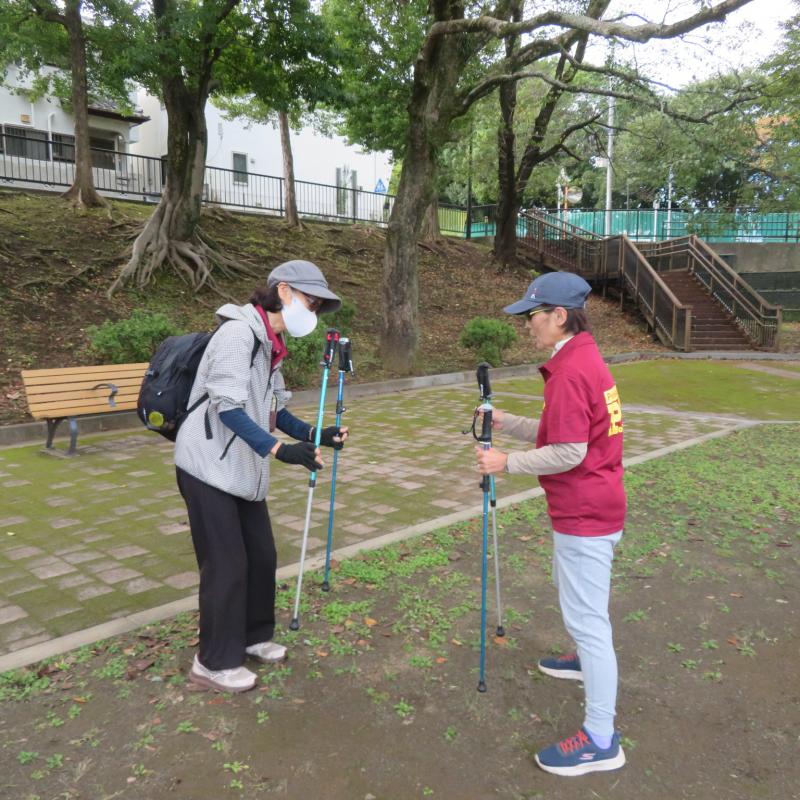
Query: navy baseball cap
[{"left": 503, "top": 271, "right": 591, "bottom": 315}]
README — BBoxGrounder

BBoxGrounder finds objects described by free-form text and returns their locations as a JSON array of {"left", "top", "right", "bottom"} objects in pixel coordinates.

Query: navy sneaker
[
  {"left": 535, "top": 728, "right": 626, "bottom": 777},
  {"left": 537, "top": 652, "right": 583, "bottom": 680}
]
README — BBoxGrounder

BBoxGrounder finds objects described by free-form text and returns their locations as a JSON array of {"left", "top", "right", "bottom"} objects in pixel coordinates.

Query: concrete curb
[
  {"left": 2, "top": 351, "right": 797, "bottom": 450},
  {"left": 0, "top": 416, "right": 767, "bottom": 673}
]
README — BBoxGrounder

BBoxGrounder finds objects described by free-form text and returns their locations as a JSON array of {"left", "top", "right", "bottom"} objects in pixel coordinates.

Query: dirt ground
[{"left": 1, "top": 424, "right": 798, "bottom": 800}]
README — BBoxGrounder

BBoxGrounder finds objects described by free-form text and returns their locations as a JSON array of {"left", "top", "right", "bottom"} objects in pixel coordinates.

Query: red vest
[{"left": 536, "top": 332, "right": 626, "bottom": 536}]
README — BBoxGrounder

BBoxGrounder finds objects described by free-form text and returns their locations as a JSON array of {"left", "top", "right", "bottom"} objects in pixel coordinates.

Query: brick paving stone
[
  {"left": 127, "top": 470, "right": 155, "bottom": 477},
  {"left": 6, "top": 582, "right": 46, "bottom": 597},
  {"left": 397, "top": 481, "right": 426, "bottom": 490},
  {"left": 113, "top": 505, "right": 140, "bottom": 516},
  {"left": 86, "top": 560, "right": 121, "bottom": 575},
  {"left": 49, "top": 482, "right": 75, "bottom": 489},
  {"left": 30, "top": 561, "right": 77, "bottom": 580},
  {"left": 430, "top": 498, "right": 463, "bottom": 509},
  {"left": 0, "top": 605, "right": 28, "bottom": 624},
  {"left": 164, "top": 572, "right": 199, "bottom": 590},
  {"left": 45, "top": 497, "right": 76, "bottom": 508},
  {"left": 3, "top": 621, "right": 45, "bottom": 643},
  {"left": 124, "top": 578, "right": 162, "bottom": 595},
  {"left": 50, "top": 605, "right": 81, "bottom": 619},
  {"left": 371, "top": 504, "right": 399, "bottom": 515},
  {"left": 97, "top": 567, "right": 142, "bottom": 585},
  {"left": 57, "top": 574, "right": 92, "bottom": 590},
  {"left": 159, "top": 522, "right": 191, "bottom": 536},
  {"left": 81, "top": 467, "right": 112, "bottom": 475},
  {"left": 344, "top": 523, "right": 378, "bottom": 535},
  {"left": 93, "top": 482, "right": 122, "bottom": 491},
  {"left": 153, "top": 490, "right": 177, "bottom": 499},
  {"left": 9, "top": 632, "right": 51, "bottom": 650},
  {"left": 62, "top": 550, "right": 104, "bottom": 565},
  {"left": 3, "top": 479, "right": 32, "bottom": 488},
  {"left": 50, "top": 518, "right": 81, "bottom": 530},
  {"left": 107, "top": 545, "right": 149, "bottom": 560},
  {"left": 82, "top": 533, "right": 113, "bottom": 544},
  {"left": 5, "top": 546, "right": 45, "bottom": 561},
  {"left": 76, "top": 584, "right": 114, "bottom": 601},
  {"left": 0, "top": 516, "right": 28, "bottom": 527},
  {"left": 162, "top": 508, "right": 188, "bottom": 519}
]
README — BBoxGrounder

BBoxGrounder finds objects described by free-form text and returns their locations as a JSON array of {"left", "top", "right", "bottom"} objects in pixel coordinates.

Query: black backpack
[{"left": 137, "top": 324, "right": 260, "bottom": 441}]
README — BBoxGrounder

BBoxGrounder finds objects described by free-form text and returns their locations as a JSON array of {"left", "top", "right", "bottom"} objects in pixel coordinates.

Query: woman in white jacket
[{"left": 175, "top": 260, "right": 347, "bottom": 693}]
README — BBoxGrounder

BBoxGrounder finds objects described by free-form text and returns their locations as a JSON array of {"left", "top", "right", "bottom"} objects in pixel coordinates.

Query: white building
[
  {"left": 132, "top": 91, "right": 393, "bottom": 221},
  {"left": 0, "top": 64, "right": 149, "bottom": 191}
]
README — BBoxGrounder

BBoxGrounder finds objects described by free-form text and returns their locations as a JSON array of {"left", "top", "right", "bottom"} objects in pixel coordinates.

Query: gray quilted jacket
[{"left": 174, "top": 303, "right": 290, "bottom": 501}]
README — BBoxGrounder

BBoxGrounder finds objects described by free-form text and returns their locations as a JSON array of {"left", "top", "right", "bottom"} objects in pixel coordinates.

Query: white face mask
[{"left": 282, "top": 291, "right": 319, "bottom": 338}]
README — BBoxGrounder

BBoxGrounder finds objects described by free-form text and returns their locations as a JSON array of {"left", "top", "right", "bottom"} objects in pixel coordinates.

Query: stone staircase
[{"left": 660, "top": 269, "right": 752, "bottom": 350}]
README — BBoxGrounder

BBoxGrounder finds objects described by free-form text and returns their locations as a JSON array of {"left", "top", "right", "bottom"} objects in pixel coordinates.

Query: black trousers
[{"left": 176, "top": 467, "right": 277, "bottom": 670}]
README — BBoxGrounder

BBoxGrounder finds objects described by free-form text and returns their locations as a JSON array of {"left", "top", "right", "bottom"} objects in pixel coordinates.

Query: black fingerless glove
[
  {"left": 275, "top": 442, "right": 322, "bottom": 471},
  {"left": 318, "top": 425, "right": 345, "bottom": 450}
]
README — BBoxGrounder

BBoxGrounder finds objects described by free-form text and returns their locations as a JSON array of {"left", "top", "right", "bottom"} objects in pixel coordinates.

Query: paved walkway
[{"left": 0, "top": 375, "right": 753, "bottom": 666}]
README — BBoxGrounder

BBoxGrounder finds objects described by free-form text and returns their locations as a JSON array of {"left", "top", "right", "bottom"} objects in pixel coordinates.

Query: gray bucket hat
[{"left": 267, "top": 259, "right": 342, "bottom": 314}]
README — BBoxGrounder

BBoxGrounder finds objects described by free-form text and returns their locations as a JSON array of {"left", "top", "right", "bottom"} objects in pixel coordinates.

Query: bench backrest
[{"left": 21, "top": 363, "right": 149, "bottom": 420}]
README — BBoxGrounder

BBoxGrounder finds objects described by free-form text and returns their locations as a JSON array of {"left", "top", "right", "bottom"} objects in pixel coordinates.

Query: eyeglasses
[
  {"left": 526, "top": 306, "right": 554, "bottom": 319},
  {"left": 297, "top": 290, "right": 323, "bottom": 313}
]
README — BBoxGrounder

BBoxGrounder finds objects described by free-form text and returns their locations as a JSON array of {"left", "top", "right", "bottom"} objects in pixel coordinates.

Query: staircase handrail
[
  {"left": 618, "top": 235, "right": 689, "bottom": 310},
  {"left": 689, "top": 235, "right": 780, "bottom": 315},
  {"left": 616, "top": 234, "right": 693, "bottom": 350},
  {"left": 522, "top": 209, "right": 603, "bottom": 241}
]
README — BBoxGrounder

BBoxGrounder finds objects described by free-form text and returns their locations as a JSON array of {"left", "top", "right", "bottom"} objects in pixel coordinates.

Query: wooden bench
[{"left": 21, "top": 363, "right": 148, "bottom": 455}]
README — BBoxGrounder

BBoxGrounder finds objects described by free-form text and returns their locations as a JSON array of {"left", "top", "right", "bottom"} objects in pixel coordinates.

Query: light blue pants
[{"left": 552, "top": 530, "right": 623, "bottom": 737}]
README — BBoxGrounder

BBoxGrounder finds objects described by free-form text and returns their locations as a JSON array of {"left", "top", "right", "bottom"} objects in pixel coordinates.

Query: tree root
[{"left": 108, "top": 205, "right": 259, "bottom": 297}]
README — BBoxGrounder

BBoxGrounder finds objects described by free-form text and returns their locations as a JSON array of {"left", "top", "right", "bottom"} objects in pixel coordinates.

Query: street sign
[{"left": 374, "top": 179, "right": 387, "bottom": 194}]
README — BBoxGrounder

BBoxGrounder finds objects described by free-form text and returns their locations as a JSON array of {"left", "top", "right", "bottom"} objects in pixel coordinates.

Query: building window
[
  {"left": 52, "top": 133, "right": 76, "bottom": 163},
  {"left": 4, "top": 125, "right": 49, "bottom": 160},
  {"left": 90, "top": 136, "right": 116, "bottom": 170},
  {"left": 232, "top": 153, "right": 248, "bottom": 184}
]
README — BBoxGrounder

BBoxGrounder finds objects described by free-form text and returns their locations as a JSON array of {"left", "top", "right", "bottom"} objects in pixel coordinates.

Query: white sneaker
[
  {"left": 245, "top": 641, "right": 288, "bottom": 664},
  {"left": 189, "top": 655, "right": 257, "bottom": 693}
]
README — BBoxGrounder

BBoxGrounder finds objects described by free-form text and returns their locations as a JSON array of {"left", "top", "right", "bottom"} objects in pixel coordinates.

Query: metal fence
[
  {"left": 0, "top": 133, "right": 398, "bottom": 227},
  {"left": 540, "top": 207, "right": 800, "bottom": 243},
  {"left": 3, "top": 134, "right": 800, "bottom": 242}
]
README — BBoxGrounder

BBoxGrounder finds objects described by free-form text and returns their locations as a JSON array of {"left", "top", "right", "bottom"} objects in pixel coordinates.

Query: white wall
[
  {"left": 1, "top": 64, "right": 141, "bottom": 146},
  {"left": 132, "top": 91, "right": 392, "bottom": 192}
]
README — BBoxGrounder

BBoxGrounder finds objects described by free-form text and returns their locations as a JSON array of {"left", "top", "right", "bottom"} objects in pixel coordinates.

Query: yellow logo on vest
[
  {"left": 604, "top": 386, "right": 623, "bottom": 436},
  {"left": 147, "top": 410, "right": 165, "bottom": 428}
]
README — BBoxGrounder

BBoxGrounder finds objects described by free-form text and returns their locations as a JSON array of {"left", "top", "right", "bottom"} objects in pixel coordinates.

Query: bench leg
[
  {"left": 67, "top": 418, "right": 78, "bottom": 456},
  {"left": 45, "top": 418, "right": 63, "bottom": 449},
  {"left": 45, "top": 417, "right": 79, "bottom": 455}
]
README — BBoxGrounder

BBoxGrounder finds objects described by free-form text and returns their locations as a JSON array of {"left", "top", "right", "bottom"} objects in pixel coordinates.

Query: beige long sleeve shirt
[{"left": 501, "top": 411, "right": 588, "bottom": 476}]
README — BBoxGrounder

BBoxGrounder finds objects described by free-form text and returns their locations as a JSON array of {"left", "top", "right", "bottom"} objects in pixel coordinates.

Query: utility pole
[
  {"left": 666, "top": 165, "right": 673, "bottom": 239},
  {"left": 605, "top": 95, "right": 615, "bottom": 237}
]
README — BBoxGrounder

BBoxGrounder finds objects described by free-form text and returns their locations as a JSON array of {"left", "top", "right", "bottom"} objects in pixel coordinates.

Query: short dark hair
[
  {"left": 250, "top": 283, "right": 282, "bottom": 312},
  {"left": 562, "top": 308, "right": 591, "bottom": 335},
  {"left": 532, "top": 305, "right": 591, "bottom": 335}
]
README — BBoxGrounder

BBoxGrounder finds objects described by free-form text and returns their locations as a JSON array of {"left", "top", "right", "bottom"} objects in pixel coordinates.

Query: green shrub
[
  {"left": 283, "top": 298, "right": 357, "bottom": 386},
  {"left": 87, "top": 310, "right": 184, "bottom": 364},
  {"left": 459, "top": 316, "right": 518, "bottom": 366}
]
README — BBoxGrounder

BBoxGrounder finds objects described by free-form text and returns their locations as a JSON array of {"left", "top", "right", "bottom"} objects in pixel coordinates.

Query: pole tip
[
  {"left": 289, "top": 618, "right": 300, "bottom": 631},
  {"left": 321, "top": 581, "right": 330, "bottom": 592},
  {"left": 496, "top": 626, "right": 506, "bottom": 638},
  {"left": 477, "top": 680, "right": 487, "bottom": 693}
]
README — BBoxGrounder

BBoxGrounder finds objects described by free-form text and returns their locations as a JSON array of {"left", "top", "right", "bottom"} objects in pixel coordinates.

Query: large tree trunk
[
  {"left": 380, "top": 6, "right": 465, "bottom": 373},
  {"left": 278, "top": 110, "right": 302, "bottom": 228},
  {"left": 492, "top": 1, "right": 522, "bottom": 266},
  {"left": 109, "top": 0, "right": 251, "bottom": 295},
  {"left": 419, "top": 199, "right": 441, "bottom": 241}
]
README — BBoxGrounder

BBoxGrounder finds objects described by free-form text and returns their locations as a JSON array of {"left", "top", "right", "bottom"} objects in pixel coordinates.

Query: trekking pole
[
  {"left": 321, "top": 337, "right": 354, "bottom": 592},
  {"left": 464, "top": 362, "right": 505, "bottom": 692},
  {"left": 290, "top": 328, "right": 340, "bottom": 631},
  {"left": 477, "top": 363, "right": 505, "bottom": 641}
]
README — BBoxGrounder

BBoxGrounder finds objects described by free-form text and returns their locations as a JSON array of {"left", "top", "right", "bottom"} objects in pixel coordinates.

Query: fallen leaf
[
  {"left": 435, "top": 657, "right": 448, "bottom": 664},
  {"left": 451, "top": 638, "right": 463, "bottom": 646},
  {"left": 207, "top": 696, "right": 226, "bottom": 706},
  {"left": 364, "top": 617, "right": 378, "bottom": 627},
  {"left": 493, "top": 636, "right": 507, "bottom": 646},
  {"left": 341, "top": 577, "right": 356, "bottom": 585},
  {"left": 6, "top": 391, "right": 20, "bottom": 400},
  {"left": 5, "top": 531, "right": 15, "bottom": 537},
  {"left": 356, "top": 639, "right": 369, "bottom": 647},
  {"left": 315, "top": 650, "right": 329, "bottom": 658},
  {"left": 292, "top": 698, "right": 306, "bottom": 705},
  {"left": 727, "top": 637, "right": 739, "bottom": 646},
  {"left": 517, "top": 535, "right": 532, "bottom": 542},
  {"left": 729, "top": 592, "right": 743, "bottom": 598},
  {"left": 187, "top": 637, "right": 199, "bottom": 647}
]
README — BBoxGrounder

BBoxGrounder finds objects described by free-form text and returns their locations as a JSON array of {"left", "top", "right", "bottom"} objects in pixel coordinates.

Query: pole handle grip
[
  {"left": 476, "top": 362, "right": 492, "bottom": 400},
  {"left": 338, "top": 337, "right": 354, "bottom": 373}
]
